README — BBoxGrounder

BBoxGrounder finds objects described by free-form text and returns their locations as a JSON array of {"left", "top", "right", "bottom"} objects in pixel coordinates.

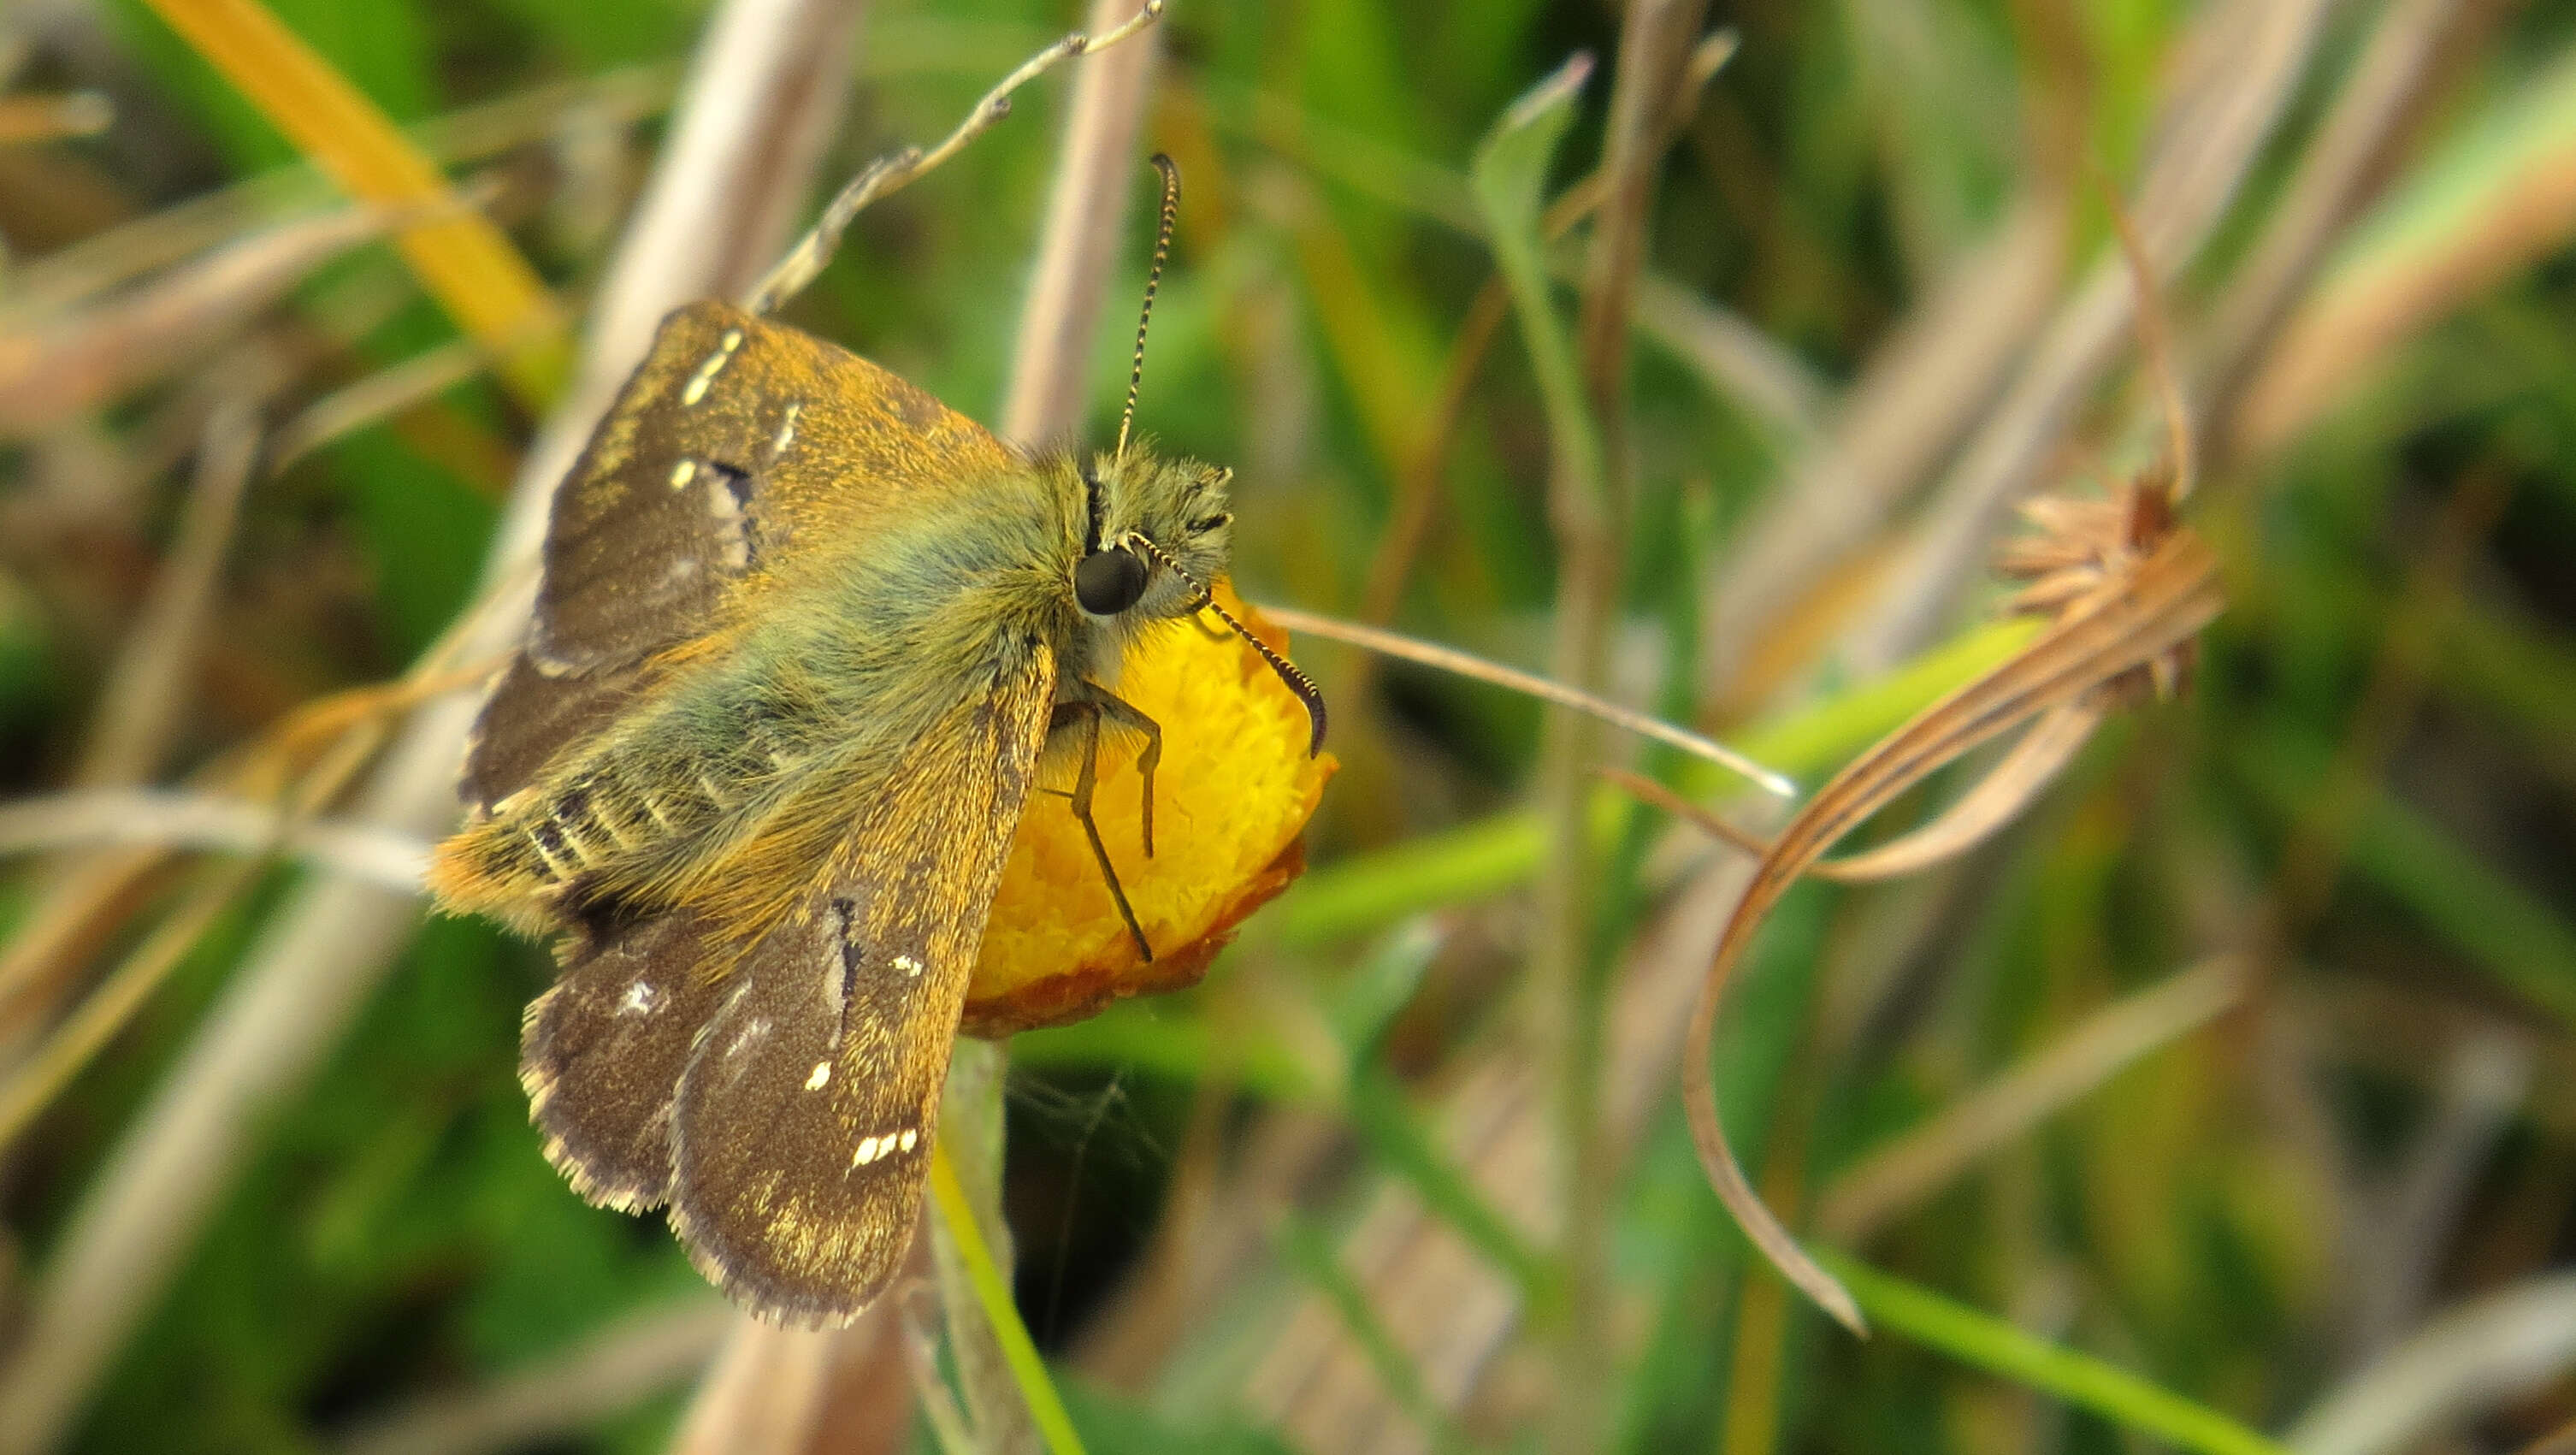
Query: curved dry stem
[
  {"left": 1685, "top": 531, "right": 2224, "bottom": 1334},
  {"left": 1811, "top": 699, "right": 2101, "bottom": 880},
  {"left": 1600, "top": 698, "right": 2100, "bottom": 885}
]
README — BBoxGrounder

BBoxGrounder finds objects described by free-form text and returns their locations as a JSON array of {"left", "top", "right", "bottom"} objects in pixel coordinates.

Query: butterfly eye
[{"left": 1075, "top": 546, "right": 1149, "bottom": 615}]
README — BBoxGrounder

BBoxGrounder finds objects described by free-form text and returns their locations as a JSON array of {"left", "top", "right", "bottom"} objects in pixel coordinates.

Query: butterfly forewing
[
  {"left": 462, "top": 301, "right": 1020, "bottom": 813},
  {"left": 665, "top": 640, "right": 1056, "bottom": 1328}
]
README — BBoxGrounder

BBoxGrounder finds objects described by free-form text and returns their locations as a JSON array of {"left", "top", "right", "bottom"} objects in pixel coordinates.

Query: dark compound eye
[{"left": 1074, "top": 546, "right": 1149, "bottom": 615}]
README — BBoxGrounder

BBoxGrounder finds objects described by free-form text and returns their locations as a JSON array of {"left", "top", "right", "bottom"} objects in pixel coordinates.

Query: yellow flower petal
[{"left": 963, "top": 587, "right": 1334, "bottom": 1036}]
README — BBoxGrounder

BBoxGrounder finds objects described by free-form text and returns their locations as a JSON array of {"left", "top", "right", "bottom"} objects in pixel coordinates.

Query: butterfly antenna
[
  {"left": 1116, "top": 154, "right": 1182, "bottom": 461},
  {"left": 1122, "top": 532, "right": 1328, "bottom": 756}
]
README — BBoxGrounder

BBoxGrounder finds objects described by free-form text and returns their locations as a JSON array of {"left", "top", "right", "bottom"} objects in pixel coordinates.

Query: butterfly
[{"left": 428, "top": 157, "right": 1323, "bottom": 1327}]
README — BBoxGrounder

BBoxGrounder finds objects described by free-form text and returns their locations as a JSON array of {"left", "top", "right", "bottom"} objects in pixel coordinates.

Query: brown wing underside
[
  {"left": 460, "top": 300, "right": 1022, "bottom": 814},
  {"left": 522, "top": 640, "right": 1056, "bottom": 1328}
]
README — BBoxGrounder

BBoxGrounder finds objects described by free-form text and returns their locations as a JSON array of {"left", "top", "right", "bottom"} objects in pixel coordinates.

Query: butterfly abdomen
[{"left": 429, "top": 750, "right": 738, "bottom": 932}]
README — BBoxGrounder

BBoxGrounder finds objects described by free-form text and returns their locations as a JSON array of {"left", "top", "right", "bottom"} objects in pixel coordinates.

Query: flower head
[{"left": 962, "top": 586, "right": 1334, "bottom": 1035}]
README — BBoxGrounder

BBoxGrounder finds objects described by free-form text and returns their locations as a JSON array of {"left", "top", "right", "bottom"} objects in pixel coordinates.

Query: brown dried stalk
[{"left": 1684, "top": 524, "right": 2225, "bottom": 1332}]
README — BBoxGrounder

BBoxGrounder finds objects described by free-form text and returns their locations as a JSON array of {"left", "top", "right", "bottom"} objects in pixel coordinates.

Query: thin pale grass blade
[
  {"left": 1814, "top": 955, "right": 2246, "bottom": 1242},
  {"left": 2286, "top": 1272, "right": 2576, "bottom": 1455},
  {"left": 0, "top": 654, "right": 492, "bottom": 1139},
  {"left": 74, "top": 402, "right": 261, "bottom": 788},
  {"left": 267, "top": 339, "right": 486, "bottom": 475},
  {"left": 999, "top": 0, "right": 1168, "bottom": 445},
  {"left": 899, "top": 1286, "right": 978, "bottom": 1455},
  {"left": 0, "top": 206, "right": 390, "bottom": 439},
  {"left": 1257, "top": 604, "right": 1794, "bottom": 796},
  {"left": 1687, "top": 529, "right": 2225, "bottom": 1334},
  {"left": 0, "top": 790, "right": 426, "bottom": 890},
  {"left": 0, "top": 645, "right": 477, "bottom": 1047},
  {"left": 2201, "top": 0, "right": 2460, "bottom": 450},
  {"left": 136, "top": 0, "right": 569, "bottom": 405},
  {"left": 0, "top": 0, "right": 867, "bottom": 1437},
  {"left": 1840, "top": 0, "right": 2328, "bottom": 672},
  {"left": 2098, "top": 162, "right": 2199, "bottom": 501}
]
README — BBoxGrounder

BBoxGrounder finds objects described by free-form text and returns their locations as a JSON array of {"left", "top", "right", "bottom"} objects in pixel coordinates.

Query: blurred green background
[{"left": 3, "top": 0, "right": 2576, "bottom": 1452}]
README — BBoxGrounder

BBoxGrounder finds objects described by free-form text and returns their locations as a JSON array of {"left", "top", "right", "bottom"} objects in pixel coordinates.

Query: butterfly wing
[
  {"left": 461, "top": 301, "right": 1021, "bottom": 813},
  {"left": 518, "top": 907, "right": 727, "bottom": 1211},
  {"left": 662, "top": 636, "right": 1056, "bottom": 1327}
]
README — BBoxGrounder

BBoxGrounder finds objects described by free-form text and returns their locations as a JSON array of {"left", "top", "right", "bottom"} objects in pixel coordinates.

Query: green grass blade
[
  {"left": 929, "top": 1142, "right": 1088, "bottom": 1455},
  {"left": 1823, "top": 1254, "right": 2291, "bottom": 1455}
]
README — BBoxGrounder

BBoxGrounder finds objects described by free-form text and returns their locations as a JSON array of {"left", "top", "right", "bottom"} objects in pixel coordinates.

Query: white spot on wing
[
  {"left": 894, "top": 954, "right": 922, "bottom": 978},
  {"left": 681, "top": 329, "right": 744, "bottom": 405},
  {"left": 772, "top": 400, "right": 802, "bottom": 456},
  {"left": 805, "top": 1060, "right": 831, "bottom": 1091},
  {"left": 704, "top": 474, "right": 751, "bottom": 571},
  {"left": 849, "top": 1127, "right": 915, "bottom": 1168},
  {"left": 667, "top": 458, "right": 698, "bottom": 490},
  {"left": 618, "top": 982, "right": 659, "bottom": 1015}
]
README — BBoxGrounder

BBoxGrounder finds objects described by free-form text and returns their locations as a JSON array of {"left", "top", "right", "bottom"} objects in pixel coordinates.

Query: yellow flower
[{"left": 962, "top": 586, "right": 1334, "bottom": 1035}]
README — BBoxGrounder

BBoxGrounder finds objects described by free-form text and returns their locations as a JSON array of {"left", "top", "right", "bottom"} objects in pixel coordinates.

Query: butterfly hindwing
[
  {"left": 461, "top": 300, "right": 1021, "bottom": 813},
  {"left": 665, "top": 637, "right": 1056, "bottom": 1328},
  {"left": 518, "top": 907, "right": 726, "bottom": 1212}
]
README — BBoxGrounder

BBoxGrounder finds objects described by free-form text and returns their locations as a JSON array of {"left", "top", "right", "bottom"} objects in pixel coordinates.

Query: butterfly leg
[
  {"left": 1083, "top": 685, "right": 1162, "bottom": 858},
  {"left": 1056, "top": 700, "right": 1155, "bottom": 962}
]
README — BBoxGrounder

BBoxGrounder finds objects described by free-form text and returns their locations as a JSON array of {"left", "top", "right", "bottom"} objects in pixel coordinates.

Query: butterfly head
[{"left": 1073, "top": 449, "right": 1232, "bottom": 622}]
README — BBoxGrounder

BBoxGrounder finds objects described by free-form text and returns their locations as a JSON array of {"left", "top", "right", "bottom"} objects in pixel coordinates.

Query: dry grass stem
[
  {"left": 992, "top": 0, "right": 1167, "bottom": 443},
  {"left": 1260, "top": 603, "right": 1792, "bottom": 796},
  {"left": 134, "top": 0, "right": 568, "bottom": 404},
  {"left": 2287, "top": 1272, "right": 2576, "bottom": 1455},
  {"left": 1699, "top": 192, "right": 2069, "bottom": 702},
  {"left": 0, "top": 789, "right": 428, "bottom": 888},
  {"left": 2, "top": 66, "right": 673, "bottom": 328}
]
